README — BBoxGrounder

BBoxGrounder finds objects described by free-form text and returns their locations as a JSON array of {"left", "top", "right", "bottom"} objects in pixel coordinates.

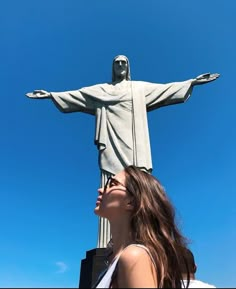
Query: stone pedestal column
[{"left": 78, "top": 248, "right": 107, "bottom": 288}]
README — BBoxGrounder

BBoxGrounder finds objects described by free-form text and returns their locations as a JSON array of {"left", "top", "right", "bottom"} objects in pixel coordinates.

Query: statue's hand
[
  {"left": 193, "top": 73, "right": 220, "bottom": 85},
  {"left": 26, "top": 90, "right": 51, "bottom": 98}
]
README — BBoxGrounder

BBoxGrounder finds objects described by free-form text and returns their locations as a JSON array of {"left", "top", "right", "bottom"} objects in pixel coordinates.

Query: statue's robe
[{"left": 51, "top": 80, "right": 193, "bottom": 176}]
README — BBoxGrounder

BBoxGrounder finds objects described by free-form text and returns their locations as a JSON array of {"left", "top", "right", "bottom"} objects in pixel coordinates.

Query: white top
[
  {"left": 96, "top": 244, "right": 154, "bottom": 288},
  {"left": 182, "top": 279, "right": 216, "bottom": 288}
]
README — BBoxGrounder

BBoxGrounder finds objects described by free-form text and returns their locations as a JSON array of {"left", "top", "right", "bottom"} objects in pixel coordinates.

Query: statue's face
[{"left": 113, "top": 56, "right": 128, "bottom": 80}]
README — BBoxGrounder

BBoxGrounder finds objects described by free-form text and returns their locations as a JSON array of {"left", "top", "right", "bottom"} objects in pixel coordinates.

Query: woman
[{"left": 94, "top": 166, "right": 190, "bottom": 288}]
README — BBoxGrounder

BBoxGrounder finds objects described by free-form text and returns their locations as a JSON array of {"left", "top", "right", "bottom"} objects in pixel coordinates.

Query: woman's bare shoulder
[
  {"left": 117, "top": 245, "right": 157, "bottom": 287},
  {"left": 119, "top": 244, "right": 153, "bottom": 266}
]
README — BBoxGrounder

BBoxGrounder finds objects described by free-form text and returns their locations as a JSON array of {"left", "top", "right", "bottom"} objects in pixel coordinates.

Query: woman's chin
[
  {"left": 94, "top": 206, "right": 99, "bottom": 214},
  {"left": 94, "top": 207, "right": 108, "bottom": 219},
  {"left": 94, "top": 206, "right": 102, "bottom": 216}
]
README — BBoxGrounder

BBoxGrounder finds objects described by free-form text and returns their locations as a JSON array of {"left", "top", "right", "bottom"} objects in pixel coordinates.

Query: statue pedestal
[{"left": 78, "top": 248, "right": 107, "bottom": 288}]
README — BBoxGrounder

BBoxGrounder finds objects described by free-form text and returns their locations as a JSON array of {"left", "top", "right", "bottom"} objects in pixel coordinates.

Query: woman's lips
[{"left": 96, "top": 197, "right": 102, "bottom": 206}]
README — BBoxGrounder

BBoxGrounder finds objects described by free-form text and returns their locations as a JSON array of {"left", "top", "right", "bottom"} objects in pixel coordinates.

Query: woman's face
[{"left": 94, "top": 171, "right": 132, "bottom": 220}]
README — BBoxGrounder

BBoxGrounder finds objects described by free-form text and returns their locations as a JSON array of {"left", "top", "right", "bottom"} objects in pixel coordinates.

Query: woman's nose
[{"left": 98, "top": 187, "right": 104, "bottom": 194}]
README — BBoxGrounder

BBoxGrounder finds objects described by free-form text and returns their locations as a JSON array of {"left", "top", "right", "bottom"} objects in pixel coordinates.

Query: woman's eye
[
  {"left": 109, "top": 181, "right": 115, "bottom": 187},
  {"left": 109, "top": 180, "right": 118, "bottom": 187}
]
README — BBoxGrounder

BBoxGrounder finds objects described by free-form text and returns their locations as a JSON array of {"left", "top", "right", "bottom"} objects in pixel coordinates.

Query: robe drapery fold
[{"left": 51, "top": 79, "right": 193, "bottom": 175}]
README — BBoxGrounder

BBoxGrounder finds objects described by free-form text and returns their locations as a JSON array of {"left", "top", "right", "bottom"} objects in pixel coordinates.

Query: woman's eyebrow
[{"left": 111, "top": 178, "right": 125, "bottom": 187}]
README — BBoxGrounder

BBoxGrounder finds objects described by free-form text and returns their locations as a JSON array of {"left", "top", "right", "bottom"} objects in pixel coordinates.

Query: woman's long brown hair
[{"left": 124, "top": 165, "right": 189, "bottom": 288}]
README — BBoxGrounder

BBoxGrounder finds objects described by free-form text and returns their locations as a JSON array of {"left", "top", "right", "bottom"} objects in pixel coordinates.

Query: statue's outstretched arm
[
  {"left": 191, "top": 73, "right": 220, "bottom": 86},
  {"left": 26, "top": 90, "right": 51, "bottom": 99}
]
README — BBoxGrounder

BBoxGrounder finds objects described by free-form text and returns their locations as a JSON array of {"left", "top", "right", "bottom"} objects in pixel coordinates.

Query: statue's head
[{"left": 112, "top": 55, "right": 131, "bottom": 82}]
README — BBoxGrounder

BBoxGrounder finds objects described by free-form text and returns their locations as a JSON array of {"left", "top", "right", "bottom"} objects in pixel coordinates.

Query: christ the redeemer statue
[{"left": 26, "top": 55, "right": 219, "bottom": 248}]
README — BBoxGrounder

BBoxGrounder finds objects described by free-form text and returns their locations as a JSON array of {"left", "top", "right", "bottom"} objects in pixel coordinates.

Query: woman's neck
[{"left": 110, "top": 222, "right": 134, "bottom": 258}]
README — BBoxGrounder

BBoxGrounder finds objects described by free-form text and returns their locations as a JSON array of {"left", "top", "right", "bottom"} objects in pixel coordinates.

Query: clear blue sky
[{"left": 0, "top": 1, "right": 235, "bottom": 287}]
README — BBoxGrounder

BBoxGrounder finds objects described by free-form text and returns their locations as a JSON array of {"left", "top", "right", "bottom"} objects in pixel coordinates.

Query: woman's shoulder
[
  {"left": 116, "top": 244, "right": 157, "bottom": 287},
  {"left": 119, "top": 244, "right": 153, "bottom": 267}
]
